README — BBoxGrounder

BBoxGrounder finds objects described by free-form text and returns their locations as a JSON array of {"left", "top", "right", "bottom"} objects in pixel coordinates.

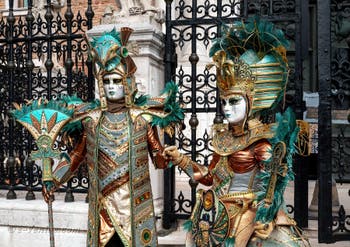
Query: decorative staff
[{"left": 11, "top": 97, "right": 75, "bottom": 247}]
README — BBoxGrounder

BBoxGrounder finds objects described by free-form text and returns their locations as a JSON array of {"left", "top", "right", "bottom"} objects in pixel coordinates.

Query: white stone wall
[{"left": 0, "top": 196, "right": 87, "bottom": 247}]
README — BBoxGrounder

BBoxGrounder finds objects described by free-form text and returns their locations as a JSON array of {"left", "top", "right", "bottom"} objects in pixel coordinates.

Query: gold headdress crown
[
  {"left": 208, "top": 50, "right": 255, "bottom": 98},
  {"left": 209, "top": 18, "right": 289, "bottom": 116},
  {"left": 89, "top": 27, "right": 137, "bottom": 110}
]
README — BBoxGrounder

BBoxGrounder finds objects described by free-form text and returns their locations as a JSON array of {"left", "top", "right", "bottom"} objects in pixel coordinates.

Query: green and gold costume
[{"left": 51, "top": 28, "right": 183, "bottom": 247}]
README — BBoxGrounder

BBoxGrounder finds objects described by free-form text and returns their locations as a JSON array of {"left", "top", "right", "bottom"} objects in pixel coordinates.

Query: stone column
[{"left": 87, "top": 10, "right": 166, "bottom": 231}]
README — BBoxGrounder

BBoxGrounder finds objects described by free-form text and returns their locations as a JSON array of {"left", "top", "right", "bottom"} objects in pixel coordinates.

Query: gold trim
[
  {"left": 252, "top": 105, "right": 275, "bottom": 110},
  {"left": 212, "top": 122, "right": 275, "bottom": 156},
  {"left": 219, "top": 191, "right": 256, "bottom": 201},
  {"left": 253, "top": 71, "right": 284, "bottom": 76},
  {"left": 253, "top": 96, "right": 278, "bottom": 100},
  {"left": 254, "top": 87, "right": 281, "bottom": 92},
  {"left": 250, "top": 62, "right": 281, "bottom": 68},
  {"left": 255, "top": 79, "right": 284, "bottom": 84}
]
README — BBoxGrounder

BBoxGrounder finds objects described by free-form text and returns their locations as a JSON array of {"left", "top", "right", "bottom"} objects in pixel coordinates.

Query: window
[
  {"left": 4, "top": 0, "right": 28, "bottom": 9},
  {"left": 2, "top": 0, "right": 28, "bottom": 16},
  {"left": 17, "top": 0, "right": 28, "bottom": 8}
]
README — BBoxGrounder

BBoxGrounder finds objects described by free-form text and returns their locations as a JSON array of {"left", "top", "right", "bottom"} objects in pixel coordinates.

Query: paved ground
[
  {"left": 158, "top": 179, "right": 350, "bottom": 246},
  {"left": 158, "top": 220, "right": 350, "bottom": 247}
]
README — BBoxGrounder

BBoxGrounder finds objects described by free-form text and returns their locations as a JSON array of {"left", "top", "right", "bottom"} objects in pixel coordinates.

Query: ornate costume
[
  {"left": 50, "top": 28, "right": 183, "bottom": 247},
  {"left": 164, "top": 18, "right": 309, "bottom": 247}
]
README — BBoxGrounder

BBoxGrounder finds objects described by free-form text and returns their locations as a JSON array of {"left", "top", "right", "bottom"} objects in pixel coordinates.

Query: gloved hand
[
  {"left": 162, "top": 145, "right": 181, "bottom": 161},
  {"left": 253, "top": 221, "right": 274, "bottom": 239}
]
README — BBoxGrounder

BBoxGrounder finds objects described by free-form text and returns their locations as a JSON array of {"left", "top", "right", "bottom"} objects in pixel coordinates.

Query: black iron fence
[
  {"left": 318, "top": 0, "right": 350, "bottom": 242},
  {"left": 0, "top": 0, "right": 349, "bottom": 244},
  {"left": 0, "top": 0, "right": 94, "bottom": 201}
]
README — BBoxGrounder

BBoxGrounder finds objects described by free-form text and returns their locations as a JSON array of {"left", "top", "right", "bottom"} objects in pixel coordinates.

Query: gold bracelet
[
  {"left": 178, "top": 155, "right": 190, "bottom": 170},
  {"left": 173, "top": 153, "right": 184, "bottom": 165}
]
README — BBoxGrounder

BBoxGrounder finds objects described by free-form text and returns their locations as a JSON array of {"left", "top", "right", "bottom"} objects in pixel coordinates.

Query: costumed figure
[
  {"left": 163, "top": 18, "right": 310, "bottom": 247},
  {"left": 13, "top": 27, "right": 183, "bottom": 247}
]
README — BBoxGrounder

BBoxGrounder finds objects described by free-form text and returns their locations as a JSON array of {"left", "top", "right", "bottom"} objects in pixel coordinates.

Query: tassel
[
  {"left": 183, "top": 219, "right": 193, "bottom": 232},
  {"left": 120, "top": 27, "right": 133, "bottom": 46},
  {"left": 167, "top": 161, "right": 174, "bottom": 168},
  {"left": 224, "top": 237, "right": 235, "bottom": 247},
  {"left": 124, "top": 55, "right": 137, "bottom": 76}
]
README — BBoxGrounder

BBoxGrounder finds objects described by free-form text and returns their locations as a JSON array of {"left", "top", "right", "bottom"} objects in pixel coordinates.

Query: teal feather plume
[
  {"left": 210, "top": 17, "right": 290, "bottom": 59},
  {"left": 151, "top": 81, "right": 184, "bottom": 128},
  {"left": 11, "top": 98, "right": 74, "bottom": 126},
  {"left": 255, "top": 107, "right": 299, "bottom": 223},
  {"left": 134, "top": 93, "right": 149, "bottom": 106},
  {"left": 210, "top": 17, "right": 290, "bottom": 116},
  {"left": 60, "top": 94, "right": 84, "bottom": 106},
  {"left": 61, "top": 120, "right": 84, "bottom": 136},
  {"left": 90, "top": 28, "right": 123, "bottom": 72}
]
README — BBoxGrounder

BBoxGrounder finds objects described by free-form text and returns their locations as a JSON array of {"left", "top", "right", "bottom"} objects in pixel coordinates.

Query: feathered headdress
[
  {"left": 208, "top": 17, "right": 290, "bottom": 117},
  {"left": 89, "top": 27, "right": 137, "bottom": 110}
]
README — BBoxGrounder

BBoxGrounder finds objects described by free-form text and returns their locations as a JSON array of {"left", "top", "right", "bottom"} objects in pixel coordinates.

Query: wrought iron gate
[
  {"left": 0, "top": 0, "right": 348, "bottom": 244},
  {"left": 163, "top": 0, "right": 309, "bottom": 230},
  {"left": 0, "top": 0, "right": 94, "bottom": 200},
  {"left": 318, "top": 0, "right": 350, "bottom": 243}
]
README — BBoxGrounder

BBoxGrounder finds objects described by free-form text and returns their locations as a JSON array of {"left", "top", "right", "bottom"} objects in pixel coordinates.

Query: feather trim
[
  {"left": 255, "top": 107, "right": 299, "bottom": 223},
  {"left": 209, "top": 17, "right": 290, "bottom": 115},
  {"left": 11, "top": 98, "right": 74, "bottom": 122},
  {"left": 151, "top": 81, "right": 184, "bottom": 128}
]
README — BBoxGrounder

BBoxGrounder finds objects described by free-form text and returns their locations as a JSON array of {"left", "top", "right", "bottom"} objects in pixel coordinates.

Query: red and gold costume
[{"left": 166, "top": 18, "right": 310, "bottom": 247}]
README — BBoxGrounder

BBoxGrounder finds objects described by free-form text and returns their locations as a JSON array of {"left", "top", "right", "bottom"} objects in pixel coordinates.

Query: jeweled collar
[{"left": 212, "top": 119, "right": 275, "bottom": 156}]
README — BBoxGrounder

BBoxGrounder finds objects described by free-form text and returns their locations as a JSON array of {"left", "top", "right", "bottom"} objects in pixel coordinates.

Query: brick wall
[
  {"left": 71, "top": 0, "right": 119, "bottom": 26},
  {"left": 0, "top": 2, "right": 4, "bottom": 10},
  {"left": 0, "top": 0, "right": 119, "bottom": 26}
]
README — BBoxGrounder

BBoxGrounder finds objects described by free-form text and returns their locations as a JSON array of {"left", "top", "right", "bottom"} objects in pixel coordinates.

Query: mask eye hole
[
  {"left": 113, "top": 78, "right": 123, "bottom": 84},
  {"left": 228, "top": 98, "right": 240, "bottom": 105},
  {"left": 221, "top": 99, "right": 227, "bottom": 106}
]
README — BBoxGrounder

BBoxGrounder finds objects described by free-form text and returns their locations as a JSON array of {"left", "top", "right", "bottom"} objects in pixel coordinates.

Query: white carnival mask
[
  {"left": 221, "top": 95, "right": 247, "bottom": 124},
  {"left": 103, "top": 73, "right": 125, "bottom": 101}
]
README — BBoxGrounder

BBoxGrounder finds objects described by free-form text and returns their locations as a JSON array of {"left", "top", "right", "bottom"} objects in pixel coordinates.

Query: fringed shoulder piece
[
  {"left": 130, "top": 81, "right": 184, "bottom": 137},
  {"left": 60, "top": 96, "right": 101, "bottom": 136},
  {"left": 150, "top": 81, "right": 184, "bottom": 128}
]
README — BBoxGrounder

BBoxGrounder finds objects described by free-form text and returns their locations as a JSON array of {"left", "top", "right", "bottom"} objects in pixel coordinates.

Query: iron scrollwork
[
  {"left": 333, "top": 205, "right": 350, "bottom": 234},
  {"left": 0, "top": 0, "right": 94, "bottom": 200}
]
